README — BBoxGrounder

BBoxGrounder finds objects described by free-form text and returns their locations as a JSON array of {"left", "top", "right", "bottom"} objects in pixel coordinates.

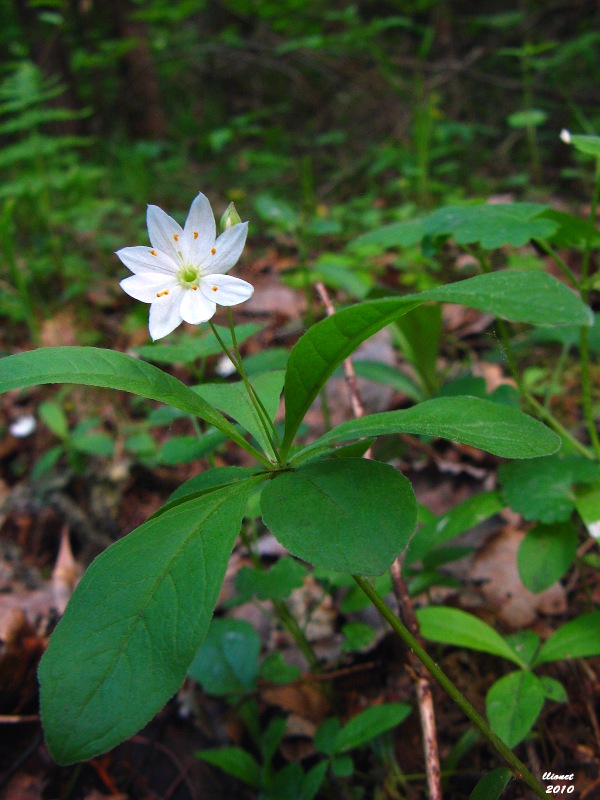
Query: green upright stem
[
  {"left": 226, "top": 309, "right": 282, "bottom": 449},
  {"left": 581, "top": 156, "right": 600, "bottom": 287},
  {"left": 209, "top": 319, "right": 281, "bottom": 465},
  {"left": 534, "top": 239, "right": 579, "bottom": 288},
  {"left": 496, "top": 320, "right": 594, "bottom": 459},
  {"left": 577, "top": 155, "right": 600, "bottom": 460},
  {"left": 579, "top": 325, "right": 600, "bottom": 459},
  {"left": 239, "top": 528, "right": 320, "bottom": 671},
  {"left": 353, "top": 576, "right": 550, "bottom": 800}
]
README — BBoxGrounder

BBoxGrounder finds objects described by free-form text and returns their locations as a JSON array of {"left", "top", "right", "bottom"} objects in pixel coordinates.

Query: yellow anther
[
  {"left": 150, "top": 249, "right": 157, "bottom": 256},
  {"left": 173, "top": 233, "right": 179, "bottom": 241},
  {"left": 155, "top": 289, "right": 170, "bottom": 297},
  {"left": 191, "top": 285, "right": 198, "bottom": 291},
  {"left": 193, "top": 231, "right": 199, "bottom": 239},
  {"left": 211, "top": 285, "right": 218, "bottom": 292},
  {"left": 211, "top": 247, "right": 216, "bottom": 255}
]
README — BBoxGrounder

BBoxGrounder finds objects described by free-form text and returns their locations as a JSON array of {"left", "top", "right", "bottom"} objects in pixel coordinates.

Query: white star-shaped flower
[{"left": 117, "top": 192, "right": 253, "bottom": 340}]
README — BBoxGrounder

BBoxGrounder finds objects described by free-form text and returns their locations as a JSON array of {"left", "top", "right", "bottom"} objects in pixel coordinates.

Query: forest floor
[{"left": 0, "top": 234, "right": 599, "bottom": 800}]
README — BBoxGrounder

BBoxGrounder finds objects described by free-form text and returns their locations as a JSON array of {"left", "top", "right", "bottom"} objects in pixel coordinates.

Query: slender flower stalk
[{"left": 208, "top": 318, "right": 281, "bottom": 465}]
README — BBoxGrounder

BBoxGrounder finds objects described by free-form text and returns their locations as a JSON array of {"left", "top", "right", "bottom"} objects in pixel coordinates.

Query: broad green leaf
[
  {"left": 260, "top": 458, "right": 417, "bottom": 574},
  {"left": 408, "top": 571, "right": 461, "bottom": 596},
  {"left": 406, "top": 490, "right": 504, "bottom": 565},
  {"left": 541, "top": 209, "right": 600, "bottom": 247},
  {"left": 352, "top": 203, "right": 557, "bottom": 250},
  {"left": 507, "top": 109, "right": 547, "bottom": 128},
  {"left": 292, "top": 397, "right": 559, "bottom": 465},
  {"left": 568, "top": 134, "right": 600, "bottom": 158},
  {"left": 38, "top": 478, "right": 256, "bottom": 765},
  {"left": 533, "top": 612, "right": 600, "bottom": 665},
  {"left": 331, "top": 756, "right": 354, "bottom": 777},
  {"left": 0, "top": 347, "right": 263, "bottom": 461},
  {"left": 232, "top": 557, "right": 308, "bottom": 605},
  {"left": 168, "top": 466, "right": 257, "bottom": 503},
  {"left": 416, "top": 607, "right": 525, "bottom": 666},
  {"left": 198, "top": 747, "right": 261, "bottom": 788},
  {"left": 352, "top": 360, "right": 424, "bottom": 402},
  {"left": 504, "top": 631, "right": 541, "bottom": 667},
  {"left": 517, "top": 521, "right": 578, "bottom": 593},
  {"left": 261, "top": 716, "right": 287, "bottom": 763},
  {"left": 469, "top": 768, "right": 512, "bottom": 800},
  {"left": 334, "top": 703, "right": 412, "bottom": 753},
  {"left": 134, "top": 323, "right": 262, "bottom": 365},
  {"left": 341, "top": 622, "right": 376, "bottom": 652},
  {"left": 574, "top": 481, "right": 600, "bottom": 539},
  {"left": 188, "top": 618, "right": 260, "bottom": 695},
  {"left": 195, "top": 370, "right": 284, "bottom": 456},
  {"left": 260, "top": 652, "right": 301, "bottom": 684},
  {"left": 39, "top": 401, "right": 68, "bottom": 438},
  {"left": 529, "top": 313, "right": 600, "bottom": 350},
  {"left": 302, "top": 761, "right": 328, "bottom": 800},
  {"left": 422, "top": 271, "right": 591, "bottom": 327},
  {"left": 158, "top": 431, "right": 226, "bottom": 464},
  {"left": 393, "top": 304, "right": 442, "bottom": 394},
  {"left": 499, "top": 455, "right": 600, "bottom": 524},
  {"left": 539, "top": 676, "right": 568, "bottom": 703},
  {"left": 281, "top": 271, "right": 590, "bottom": 453},
  {"left": 422, "top": 546, "right": 473, "bottom": 569},
  {"left": 269, "top": 763, "right": 306, "bottom": 800},
  {"left": 280, "top": 296, "right": 421, "bottom": 454},
  {"left": 314, "top": 717, "right": 342, "bottom": 756},
  {"left": 70, "top": 431, "right": 114, "bottom": 457},
  {"left": 486, "top": 671, "right": 546, "bottom": 748},
  {"left": 244, "top": 347, "right": 289, "bottom": 376}
]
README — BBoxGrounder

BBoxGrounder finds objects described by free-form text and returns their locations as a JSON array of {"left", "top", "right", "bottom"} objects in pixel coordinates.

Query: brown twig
[
  {"left": 314, "top": 280, "right": 442, "bottom": 800},
  {"left": 314, "top": 282, "right": 370, "bottom": 451},
  {"left": 390, "top": 559, "right": 442, "bottom": 800}
]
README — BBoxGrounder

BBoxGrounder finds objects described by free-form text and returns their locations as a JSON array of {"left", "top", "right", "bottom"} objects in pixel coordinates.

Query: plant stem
[
  {"left": 577, "top": 155, "right": 600, "bottom": 460},
  {"left": 581, "top": 156, "right": 600, "bottom": 287},
  {"left": 227, "top": 309, "right": 282, "bottom": 449},
  {"left": 534, "top": 239, "right": 579, "bottom": 288},
  {"left": 579, "top": 325, "right": 600, "bottom": 459},
  {"left": 272, "top": 599, "right": 321, "bottom": 672},
  {"left": 239, "top": 527, "right": 320, "bottom": 670},
  {"left": 209, "top": 318, "right": 281, "bottom": 465},
  {"left": 496, "top": 319, "right": 594, "bottom": 459},
  {"left": 353, "top": 576, "right": 550, "bottom": 800}
]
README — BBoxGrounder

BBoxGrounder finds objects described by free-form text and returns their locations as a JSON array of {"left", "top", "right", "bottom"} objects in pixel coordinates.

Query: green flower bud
[{"left": 220, "top": 202, "right": 242, "bottom": 232}]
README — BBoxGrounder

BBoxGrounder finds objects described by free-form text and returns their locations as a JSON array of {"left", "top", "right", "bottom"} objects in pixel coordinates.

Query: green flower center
[{"left": 178, "top": 264, "right": 200, "bottom": 287}]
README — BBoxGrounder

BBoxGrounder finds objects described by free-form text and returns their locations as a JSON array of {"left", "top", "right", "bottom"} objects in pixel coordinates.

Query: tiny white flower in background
[
  {"left": 117, "top": 192, "right": 253, "bottom": 341},
  {"left": 215, "top": 353, "right": 237, "bottom": 377},
  {"left": 9, "top": 415, "right": 37, "bottom": 438},
  {"left": 560, "top": 128, "right": 572, "bottom": 144}
]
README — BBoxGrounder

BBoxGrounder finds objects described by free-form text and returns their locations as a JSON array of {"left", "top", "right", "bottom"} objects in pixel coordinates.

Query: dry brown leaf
[
  {"left": 52, "top": 526, "right": 82, "bottom": 615},
  {"left": 468, "top": 526, "right": 567, "bottom": 628},
  {"left": 39, "top": 309, "right": 81, "bottom": 347},
  {"left": 0, "top": 773, "right": 46, "bottom": 800},
  {"left": 262, "top": 682, "right": 331, "bottom": 723}
]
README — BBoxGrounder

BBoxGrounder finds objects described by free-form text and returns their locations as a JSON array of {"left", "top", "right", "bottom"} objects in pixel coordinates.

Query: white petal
[
  {"left": 9, "top": 415, "right": 37, "bottom": 437},
  {"left": 120, "top": 273, "right": 177, "bottom": 303},
  {"left": 147, "top": 205, "right": 184, "bottom": 262},
  {"left": 200, "top": 274, "right": 254, "bottom": 306},
  {"left": 180, "top": 289, "right": 217, "bottom": 324},
  {"left": 181, "top": 193, "right": 216, "bottom": 264},
  {"left": 116, "top": 246, "right": 178, "bottom": 276},
  {"left": 203, "top": 222, "right": 248, "bottom": 275},
  {"left": 148, "top": 287, "right": 184, "bottom": 340}
]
